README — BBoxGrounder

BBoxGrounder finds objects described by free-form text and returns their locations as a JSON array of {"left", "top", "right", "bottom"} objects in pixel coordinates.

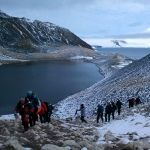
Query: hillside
[
  {"left": 55, "top": 54, "right": 150, "bottom": 118},
  {"left": 0, "top": 11, "right": 92, "bottom": 53}
]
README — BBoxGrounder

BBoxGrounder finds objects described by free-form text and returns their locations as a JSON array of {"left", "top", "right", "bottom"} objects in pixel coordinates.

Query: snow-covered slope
[
  {"left": 0, "top": 11, "right": 92, "bottom": 52},
  {"left": 97, "top": 111, "right": 150, "bottom": 145},
  {"left": 55, "top": 54, "right": 150, "bottom": 118}
]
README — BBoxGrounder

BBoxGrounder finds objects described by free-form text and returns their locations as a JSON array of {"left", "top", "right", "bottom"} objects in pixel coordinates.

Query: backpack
[{"left": 98, "top": 105, "right": 104, "bottom": 113}]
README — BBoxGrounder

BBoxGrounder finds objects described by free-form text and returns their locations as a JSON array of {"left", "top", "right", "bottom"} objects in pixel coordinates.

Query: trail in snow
[{"left": 95, "top": 104, "right": 150, "bottom": 145}]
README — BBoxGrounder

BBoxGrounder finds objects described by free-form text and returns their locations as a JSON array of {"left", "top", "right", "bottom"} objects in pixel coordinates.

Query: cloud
[
  {"left": 0, "top": 0, "right": 150, "bottom": 37},
  {"left": 129, "top": 22, "right": 143, "bottom": 27},
  {"left": 0, "top": 0, "right": 98, "bottom": 10},
  {"left": 144, "top": 27, "right": 150, "bottom": 33},
  {"left": 0, "top": 0, "right": 148, "bottom": 12}
]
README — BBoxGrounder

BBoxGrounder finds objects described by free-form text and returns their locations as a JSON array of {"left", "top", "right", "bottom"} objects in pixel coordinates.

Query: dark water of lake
[
  {"left": 97, "top": 47, "right": 150, "bottom": 59},
  {"left": 0, "top": 61, "right": 102, "bottom": 115}
]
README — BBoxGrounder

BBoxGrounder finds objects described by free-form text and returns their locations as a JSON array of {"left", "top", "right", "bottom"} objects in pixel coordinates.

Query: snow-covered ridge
[{"left": 0, "top": 11, "right": 92, "bottom": 53}]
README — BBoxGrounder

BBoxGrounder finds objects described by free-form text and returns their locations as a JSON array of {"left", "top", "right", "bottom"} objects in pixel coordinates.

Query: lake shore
[{"left": 0, "top": 45, "right": 133, "bottom": 78}]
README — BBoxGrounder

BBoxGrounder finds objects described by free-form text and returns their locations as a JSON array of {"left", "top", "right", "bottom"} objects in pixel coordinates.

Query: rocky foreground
[
  {"left": 0, "top": 104, "right": 150, "bottom": 150},
  {"left": 0, "top": 116, "right": 99, "bottom": 150}
]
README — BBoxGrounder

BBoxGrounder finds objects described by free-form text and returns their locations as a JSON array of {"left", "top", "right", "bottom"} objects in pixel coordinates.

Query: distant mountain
[
  {"left": 55, "top": 54, "right": 150, "bottom": 118},
  {"left": 0, "top": 11, "right": 92, "bottom": 53},
  {"left": 83, "top": 38, "right": 150, "bottom": 48},
  {"left": 111, "top": 40, "right": 127, "bottom": 47},
  {"left": 92, "top": 45, "right": 102, "bottom": 49}
]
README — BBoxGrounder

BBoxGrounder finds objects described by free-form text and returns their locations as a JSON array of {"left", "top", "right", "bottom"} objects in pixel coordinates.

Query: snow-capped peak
[{"left": 0, "top": 10, "right": 10, "bottom": 18}]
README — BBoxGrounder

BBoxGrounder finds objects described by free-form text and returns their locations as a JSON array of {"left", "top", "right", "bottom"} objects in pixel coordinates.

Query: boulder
[
  {"left": 63, "top": 140, "right": 81, "bottom": 149},
  {"left": 41, "top": 144, "right": 70, "bottom": 150},
  {"left": 143, "top": 122, "right": 150, "bottom": 127},
  {"left": 1, "top": 127, "right": 10, "bottom": 136},
  {"left": 79, "top": 140, "right": 101, "bottom": 150},
  {"left": 104, "top": 143, "right": 117, "bottom": 150},
  {"left": 104, "top": 131, "right": 119, "bottom": 143},
  {"left": 81, "top": 147, "right": 88, "bottom": 150},
  {"left": 122, "top": 141, "right": 144, "bottom": 150},
  {"left": 66, "top": 117, "right": 73, "bottom": 122},
  {"left": 47, "top": 124, "right": 54, "bottom": 130},
  {"left": 142, "top": 140, "right": 150, "bottom": 149},
  {"left": 4, "top": 137, "right": 24, "bottom": 150}
]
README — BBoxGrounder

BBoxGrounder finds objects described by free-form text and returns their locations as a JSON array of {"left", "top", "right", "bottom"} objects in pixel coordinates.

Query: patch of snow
[
  {"left": 97, "top": 113, "right": 150, "bottom": 144},
  {"left": 112, "top": 60, "right": 132, "bottom": 69},
  {"left": 0, "top": 54, "right": 29, "bottom": 63},
  {"left": 0, "top": 54, "right": 17, "bottom": 61},
  {"left": 119, "top": 138, "right": 130, "bottom": 145},
  {"left": 98, "top": 60, "right": 107, "bottom": 63},
  {"left": 0, "top": 114, "right": 15, "bottom": 120},
  {"left": 23, "top": 148, "right": 32, "bottom": 150},
  {"left": 81, "top": 147, "right": 88, "bottom": 150},
  {"left": 65, "top": 39, "right": 69, "bottom": 44},
  {"left": 12, "top": 24, "right": 23, "bottom": 36},
  {"left": 92, "top": 46, "right": 96, "bottom": 49},
  {"left": 70, "top": 56, "right": 93, "bottom": 60}
]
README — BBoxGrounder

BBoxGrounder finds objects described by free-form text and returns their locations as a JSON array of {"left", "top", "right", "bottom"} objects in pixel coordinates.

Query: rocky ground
[
  {"left": 0, "top": 116, "right": 99, "bottom": 150},
  {"left": 0, "top": 104, "right": 150, "bottom": 150}
]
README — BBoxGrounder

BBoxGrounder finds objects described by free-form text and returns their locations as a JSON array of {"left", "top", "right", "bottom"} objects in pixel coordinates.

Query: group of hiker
[
  {"left": 96, "top": 100, "right": 122, "bottom": 123},
  {"left": 15, "top": 91, "right": 54, "bottom": 131},
  {"left": 15, "top": 92, "right": 142, "bottom": 131},
  {"left": 75, "top": 97, "right": 142, "bottom": 124},
  {"left": 128, "top": 97, "right": 142, "bottom": 108}
]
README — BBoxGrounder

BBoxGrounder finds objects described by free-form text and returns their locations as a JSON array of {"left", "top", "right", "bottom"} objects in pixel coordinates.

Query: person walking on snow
[
  {"left": 97, "top": 104, "right": 104, "bottom": 123},
  {"left": 75, "top": 104, "right": 87, "bottom": 123},
  {"left": 128, "top": 98, "right": 135, "bottom": 108},
  {"left": 111, "top": 101, "right": 117, "bottom": 120},
  {"left": 135, "top": 97, "right": 142, "bottom": 105},
  {"left": 105, "top": 102, "right": 112, "bottom": 122},
  {"left": 116, "top": 100, "right": 122, "bottom": 115}
]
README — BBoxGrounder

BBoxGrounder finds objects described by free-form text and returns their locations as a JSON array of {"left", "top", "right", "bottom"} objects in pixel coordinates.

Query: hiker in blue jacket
[{"left": 97, "top": 104, "right": 104, "bottom": 123}]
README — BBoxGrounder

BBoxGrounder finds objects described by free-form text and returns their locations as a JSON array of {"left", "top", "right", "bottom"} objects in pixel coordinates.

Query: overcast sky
[{"left": 0, "top": 0, "right": 150, "bottom": 38}]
